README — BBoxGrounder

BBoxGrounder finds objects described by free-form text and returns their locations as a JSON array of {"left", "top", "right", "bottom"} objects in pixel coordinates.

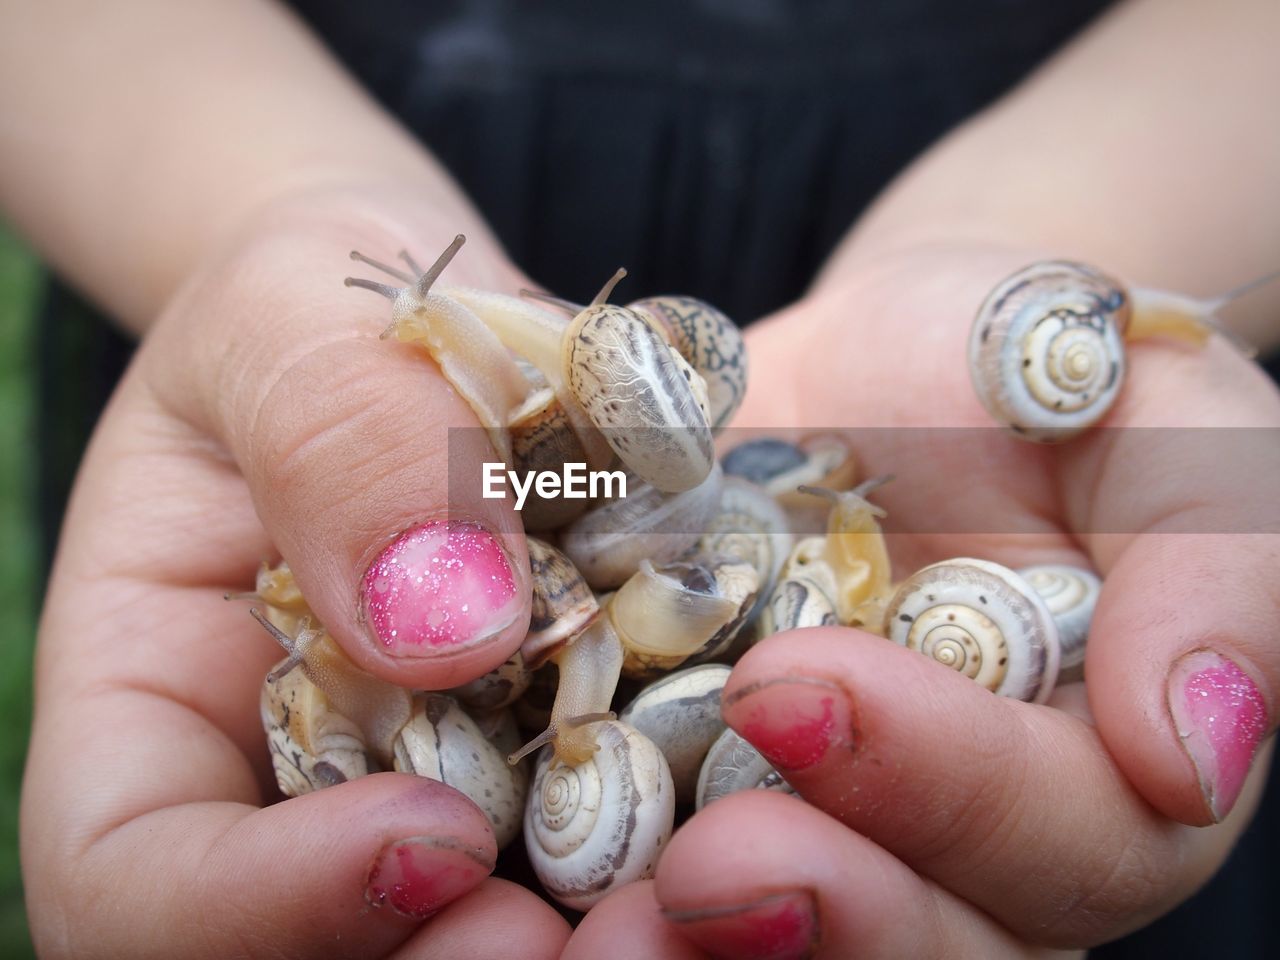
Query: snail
[
  {"left": 559, "top": 462, "right": 724, "bottom": 589},
  {"left": 611, "top": 556, "right": 759, "bottom": 677},
  {"left": 756, "top": 536, "right": 841, "bottom": 637},
  {"left": 394, "top": 694, "right": 529, "bottom": 849},
  {"left": 1018, "top": 563, "right": 1101, "bottom": 683},
  {"left": 618, "top": 664, "right": 732, "bottom": 804},
  {"left": 448, "top": 649, "right": 533, "bottom": 712},
  {"left": 260, "top": 655, "right": 371, "bottom": 796},
  {"left": 692, "top": 476, "right": 794, "bottom": 629},
  {"left": 443, "top": 272, "right": 717, "bottom": 492},
  {"left": 345, "top": 236, "right": 540, "bottom": 465},
  {"left": 969, "top": 260, "right": 1262, "bottom": 442},
  {"left": 882, "top": 558, "right": 1061, "bottom": 703},
  {"left": 695, "top": 727, "right": 794, "bottom": 810},
  {"left": 525, "top": 289, "right": 747, "bottom": 431},
  {"left": 524, "top": 719, "right": 674, "bottom": 911},
  {"left": 510, "top": 550, "right": 756, "bottom": 764},
  {"left": 722, "top": 433, "right": 859, "bottom": 532},
  {"left": 523, "top": 537, "right": 600, "bottom": 667},
  {"left": 793, "top": 477, "right": 893, "bottom": 630},
  {"left": 247, "top": 566, "right": 528, "bottom": 846}
]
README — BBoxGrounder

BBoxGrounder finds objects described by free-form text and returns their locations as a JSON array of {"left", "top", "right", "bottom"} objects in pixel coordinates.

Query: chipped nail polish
[
  {"left": 665, "top": 890, "right": 820, "bottom": 960},
  {"left": 1168, "top": 650, "right": 1268, "bottom": 821},
  {"left": 364, "top": 836, "right": 494, "bottom": 919},
  {"left": 723, "top": 678, "right": 854, "bottom": 772},
  {"left": 361, "top": 519, "right": 521, "bottom": 655}
]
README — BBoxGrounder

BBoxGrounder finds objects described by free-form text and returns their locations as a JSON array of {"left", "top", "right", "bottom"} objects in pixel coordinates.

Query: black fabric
[{"left": 35, "top": 2, "right": 1277, "bottom": 954}]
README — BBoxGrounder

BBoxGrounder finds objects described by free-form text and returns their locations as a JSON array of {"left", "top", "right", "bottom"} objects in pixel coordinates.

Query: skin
[{"left": 0, "top": 0, "right": 1276, "bottom": 957}]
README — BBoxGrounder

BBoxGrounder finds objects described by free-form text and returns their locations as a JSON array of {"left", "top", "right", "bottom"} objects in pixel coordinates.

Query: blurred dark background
[{"left": 3, "top": 1, "right": 1277, "bottom": 955}]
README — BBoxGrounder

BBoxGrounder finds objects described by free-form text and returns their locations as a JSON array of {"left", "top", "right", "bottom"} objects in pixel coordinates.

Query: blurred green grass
[{"left": 0, "top": 223, "right": 39, "bottom": 958}]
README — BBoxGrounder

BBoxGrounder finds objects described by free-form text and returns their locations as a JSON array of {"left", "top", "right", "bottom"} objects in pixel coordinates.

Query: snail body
[
  {"left": 882, "top": 558, "right": 1061, "bottom": 703},
  {"left": 525, "top": 720, "right": 675, "bottom": 911}
]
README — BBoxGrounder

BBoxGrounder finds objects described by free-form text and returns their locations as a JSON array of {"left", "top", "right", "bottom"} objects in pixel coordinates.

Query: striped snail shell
[
  {"left": 260, "top": 658, "right": 370, "bottom": 797},
  {"left": 628, "top": 295, "right": 747, "bottom": 430},
  {"left": 695, "top": 727, "right": 794, "bottom": 810},
  {"left": 619, "top": 664, "right": 732, "bottom": 805},
  {"left": 523, "top": 537, "right": 599, "bottom": 667},
  {"left": 882, "top": 558, "right": 1061, "bottom": 704},
  {"left": 1018, "top": 564, "right": 1101, "bottom": 683},
  {"left": 970, "top": 261, "right": 1130, "bottom": 442},
  {"left": 393, "top": 694, "right": 528, "bottom": 849},
  {"left": 563, "top": 299, "right": 715, "bottom": 493},
  {"left": 525, "top": 720, "right": 675, "bottom": 911}
]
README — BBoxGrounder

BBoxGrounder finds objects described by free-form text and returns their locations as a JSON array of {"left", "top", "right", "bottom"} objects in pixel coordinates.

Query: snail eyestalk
[
  {"left": 251, "top": 608, "right": 319, "bottom": 683},
  {"left": 415, "top": 233, "right": 466, "bottom": 298},
  {"left": 590, "top": 268, "right": 627, "bottom": 306},
  {"left": 348, "top": 250, "right": 414, "bottom": 284}
]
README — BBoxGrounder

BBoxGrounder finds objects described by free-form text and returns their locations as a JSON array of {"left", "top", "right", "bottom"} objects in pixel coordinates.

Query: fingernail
[
  {"left": 360, "top": 519, "right": 521, "bottom": 655},
  {"left": 664, "top": 890, "right": 820, "bottom": 960},
  {"left": 723, "top": 677, "right": 855, "bottom": 772},
  {"left": 1168, "top": 650, "right": 1268, "bottom": 821},
  {"left": 364, "top": 836, "right": 494, "bottom": 919}
]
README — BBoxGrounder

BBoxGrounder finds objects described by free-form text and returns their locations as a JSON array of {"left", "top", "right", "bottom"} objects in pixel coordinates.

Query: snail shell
[
  {"left": 563, "top": 302, "right": 716, "bottom": 493},
  {"left": 508, "top": 384, "right": 593, "bottom": 530},
  {"left": 394, "top": 694, "right": 528, "bottom": 849},
  {"left": 695, "top": 727, "right": 794, "bottom": 810},
  {"left": 1018, "top": 564, "right": 1101, "bottom": 683},
  {"left": 525, "top": 720, "right": 675, "bottom": 911},
  {"left": 882, "top": 558, "right": 1061, "bottom": 703},
  {"left": 695, "top": 477, "right": 794, "bottom": 628},
  {"left": 756, "top": 537, "right": 840, "bottom": 637},
  {"left": 560, "top": 462, "right": 723, "bottom": 589},
  {"left": 619, "top": 664, "right": 731, "bottom": 805},
  {"left": 449, "top": 649, "right": 532, "bottom": 711},
  {"left": 970, "top": 261, "right": 1129, "bottom": 443},
  {"left": 629, "top": 295, "right": 747, "bottom": 430},
  {"left": 260, "top": 658, "right": 371, "bottom": 797},
  {"left": 524, "top": 538, "right": 599, "bottom": 667}
]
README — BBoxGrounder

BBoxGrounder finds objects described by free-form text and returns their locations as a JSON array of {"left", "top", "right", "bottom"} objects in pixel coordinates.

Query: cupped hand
[
  {"left": 565, "top": 244, "right": 1280, "bottom": 959},
  {"left": 21, "top": 188, "right": 570, "bottom": 959}
]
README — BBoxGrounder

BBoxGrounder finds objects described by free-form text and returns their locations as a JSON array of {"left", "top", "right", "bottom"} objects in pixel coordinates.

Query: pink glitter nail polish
[
  {"left": 1168, "top": 650, "right": 1268, "bottom": 821},
  {"left": 361, "top": 519, "right": 520, "bottom": 655},
  {"left": 364, "top": 836, "right": 493, "bottom": 919}
]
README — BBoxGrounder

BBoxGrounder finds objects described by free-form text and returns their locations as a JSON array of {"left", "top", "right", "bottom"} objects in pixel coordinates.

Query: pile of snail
[{"left": 239, "top": 242, "right": 1240, "bottom": 912}]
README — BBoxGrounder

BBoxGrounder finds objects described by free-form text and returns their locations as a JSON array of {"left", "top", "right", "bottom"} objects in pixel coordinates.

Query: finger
[
  {"left": 562, "top": 881, "right": 708, "bottom": 960},
  {"left": 392, "top": 878, "right": 571, "bottom": 960},
  {"left": 1056, "top": 344, "right": 1280, "bottom": 826},
  {"left": 1081, "top": 533, "right": 1276, "bottom": 824},
  {"left": 145, "top": 219, "right": 532, "bottom": 689},
  {"left": 28, "top": 771, "right": 496, "bottom": 960},
  {"left": 655, "top": 791, "right": 1049, "bottom": 960},
  {"left": 720, "top": 628, "right": 1241, "bottom": 947}
]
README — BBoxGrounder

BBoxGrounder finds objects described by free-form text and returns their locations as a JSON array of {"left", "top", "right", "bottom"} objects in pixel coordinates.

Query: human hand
[
  {"left": 21, "top": 188, "right": 571, "bottom": 959},
  {"left": 563, "top": 244, "right": 1280, "bottom": 958}
]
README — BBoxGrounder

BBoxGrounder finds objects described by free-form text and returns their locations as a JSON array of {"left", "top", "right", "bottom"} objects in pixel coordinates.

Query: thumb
[{"left": 148, "top": 218, "right": 531, "bottom": 689}]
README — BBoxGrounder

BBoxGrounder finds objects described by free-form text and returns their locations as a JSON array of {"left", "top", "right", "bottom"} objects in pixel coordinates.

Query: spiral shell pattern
[
  {"left": 969, "top": 261, "right": 1130, "bottom": 442},
  {"left": 525, "top": 720, "right": 675, "bottom": 911},
  {"left": 1019, "top": 564, "right": 1101, "bottom": 682},
  {"left": 883, "top": 558, "right": 1061, "bottom": 703}
]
